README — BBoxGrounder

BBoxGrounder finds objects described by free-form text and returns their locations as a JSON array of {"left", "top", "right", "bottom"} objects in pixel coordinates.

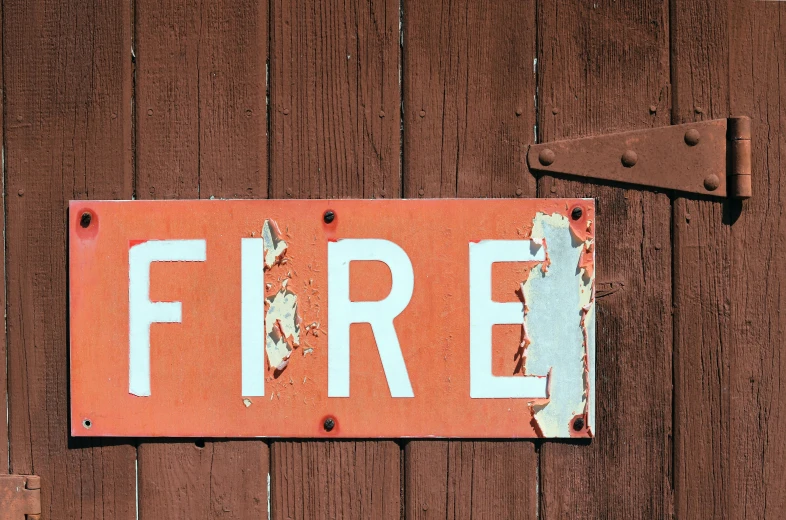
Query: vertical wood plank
[
  {"left": 670, "top": 1, "right": 730, "bottom": 518},
  {"left": 402, "top": 0, "right": 538, "bottom": 518},
  {"left": 536, "top": 2, "right": 674, "bottom": 518},
  {"left": 728, "top": 5, "right": 786, "bottom": 516},
  {"left": 4, "top": 0, "right": 136, "bottom": 517},
  {"left": 268, "top": 0, "right": 401, "bottom": 517},
  {"left": 0, "top": 0, "right": 7, "bottom": 476},
  {"left": 135, "top": 0, "right": 269, "bottom": 517}
]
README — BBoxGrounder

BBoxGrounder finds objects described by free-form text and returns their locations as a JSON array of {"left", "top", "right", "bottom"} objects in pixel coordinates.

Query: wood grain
[
  {"left": 670, "top": 1, "right": 731, "bottom": 518},
  {"left": 726, "top": 2, "right": 786, "bottom": 518},
  {"left": 269, "top": 0, "right": 400, "bottom": 200},
  {"left": 268, "top": 0, "right": 402, "bottom": 517},
  {"left": 3, "top": 0, "right": 136, "bottom": 517},
  {"left": 402, "top": 0, "right": 538, "bottom": 518},
  {"left": 135, "top": 0, "right": 269, "bottom": 517},
  {"left": 536, "top": 2, "right": 673, "bottom": 518},
  {"left": 0, "top": 0, "right": 6, "bottom": 476}
]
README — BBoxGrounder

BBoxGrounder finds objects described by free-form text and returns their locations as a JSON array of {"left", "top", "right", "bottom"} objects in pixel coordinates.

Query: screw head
[
  {"left": 538, "top": 148, "right": 556, "bottom": 166},
  {"left": 323, "top": 417, "right": 335, "bottom": 432},
  {"left": 704, "top": 174, "right": 720, "bottom": 191},
  {"left": 323, "top": 210, "right": 335, "bottom": 224},
  {"left": 621, "top": 150, "right": 638, "bottom": 167},
  {"left": 649, "top": 105, "right": 657, "bottom": 114},
  {"left": 572, "top": 417, "right": 585, "bottom": 432},
  {"left": 684, "top": 128, "right": 700, "bottom": 146},
  {"left": 80, "top": 212, "right": 92, "bottom": 228},
  {"left": 571, "top": 207, "right": 583, "bottom": 220}
]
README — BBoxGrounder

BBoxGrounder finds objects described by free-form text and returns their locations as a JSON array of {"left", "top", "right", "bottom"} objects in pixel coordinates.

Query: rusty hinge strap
[
  {"left": 527, "top": 116, "right": 752, "bottom": 199},
  {"left": 0, "top": 475, "right": 41, "bottom": 520}
]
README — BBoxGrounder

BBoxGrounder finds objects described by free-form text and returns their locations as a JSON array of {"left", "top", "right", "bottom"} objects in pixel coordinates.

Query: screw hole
[
  {"left": 82, "top": 419, "right": 92, "bottom": 429},
  {"left": 195, "top": 440, "right": 205, "bottom": 449},
  {"left": 80, "top": 212, "right": 92, "bottom": 228},
  {"left": 323, "top": 210, "right": 335, "bottom": 224},
  {"left": 323, "top": 417, "right": 336, "bottom": 432}
]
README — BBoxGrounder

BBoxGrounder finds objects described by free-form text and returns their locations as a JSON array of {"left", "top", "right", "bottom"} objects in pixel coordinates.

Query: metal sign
[{"left": 69, "top": 199, "right": 596, "bottom": 438}]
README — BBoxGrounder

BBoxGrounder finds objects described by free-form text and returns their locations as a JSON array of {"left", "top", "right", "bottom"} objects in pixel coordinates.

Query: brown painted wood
[
  {"left": 135, "top": 0, "right": 269, "bottom": 517},
  {"left": 727, "top": 5, "right": 786, "bottom": 517},
  {"left": 268, "top": 0, "right": 401, "bottom": 517},
  {"left": 3, "top": 0, "right": 136, "bottom": 517},
  {"left": 673, "top": 1, "right": 786, "bottom": 518},
  {"left": 402, "top": 0, "right": 538, "bottom": 518},
  {"left": 536, "top": 2, "right": 673, "bottom": 518},
  {"left": 670, "top": 1, "right": 730, "bottom": 518},
  {"left": 0, "top": 0, "right": 6, "bottom": 477}
]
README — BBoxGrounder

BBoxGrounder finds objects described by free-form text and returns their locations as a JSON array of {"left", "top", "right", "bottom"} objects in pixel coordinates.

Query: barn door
[{"left": 1, "top": 0, "right": 783, "bottom": 519}]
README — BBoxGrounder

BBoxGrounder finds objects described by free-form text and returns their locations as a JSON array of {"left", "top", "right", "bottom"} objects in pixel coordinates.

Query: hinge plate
[
  {"left": 527, "top": 117, "right": 751, "bottom": 199},
  {"left": 0, "top": 475, "right": 41, "bottom": 520}
]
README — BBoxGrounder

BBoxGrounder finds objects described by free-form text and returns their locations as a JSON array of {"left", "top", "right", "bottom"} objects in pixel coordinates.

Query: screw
[
  {"left": 621, "top": 150, "right": 638, "bottom": 167},
  {"left": 552, "top": 107, "right": 560, "bottom": 115},
  {"left": 323, "top": 210, "right": 335, "bottom": 224},
  {"left": 80, "top": 212, "right": 92, "bottom": 228},
  {"left": 283, "top": 108, "right": 290, "bottom": 116},
  {"left": 538, "top": 148, "right": 556, "bottom": 166},
  {"left": 649, "top": 105, "right": 657, "bottom": 114},
  {"left": 324, "top": 417, "right": 335, "bottom": 432},
  {"left": 515, "top": 108, "right": 523, "bottom": 116},
  {"left": 515, "top": 188, "right": 523, "bottom": 196},
  {"left": 684, "top": 128, "right": 700, "bottom": 146},
  {"left": 379, "top": 110, "right": 385, "bottom": 118},
  {"left": 571, "top": 207, "right": 583, "bottom": 220},
  {"left": 704, "top": 174, "right": 720, "bottom": 191},
  {"left": 83, "top": 419, "right": 92, "bottom": 429},
  {"left": 419, "top": 110, "right": 426, "bottom": 118},
  {"left": 572, "top": 417, "right": 584, "bottom": 431}
]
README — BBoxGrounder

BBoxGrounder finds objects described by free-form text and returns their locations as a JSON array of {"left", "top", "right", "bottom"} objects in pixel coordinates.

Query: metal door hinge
[
  {"left": 527, "top": 116, "right": 752, "bottom": 199},
  {"left": 0, "top": 475, "right": 41, "bottom": 520}
]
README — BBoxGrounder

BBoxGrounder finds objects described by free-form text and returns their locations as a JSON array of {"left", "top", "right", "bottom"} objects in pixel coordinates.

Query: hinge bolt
[
  {"left": 684, "top": 128, "right": 700, "bottom": 146},
  {"left": 621, "top": 150, "right": 638, "bottom": 167},
  {"left": 538, "top": 148, "right": 556, "bottom": 166},
  {"left": 703, "top": 174, "right": 720, "bottom": 192}
]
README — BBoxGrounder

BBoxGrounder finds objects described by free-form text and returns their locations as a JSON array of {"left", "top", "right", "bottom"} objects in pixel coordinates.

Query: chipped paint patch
[
  {"left": 262, "top": 219, "right": 288, "bottom": 269},
  {"left": 522, "top": 212, "right": 595, "bottom": 437},
  {"left": 261, "top": 219, "right": 303, "bottom": 372}
]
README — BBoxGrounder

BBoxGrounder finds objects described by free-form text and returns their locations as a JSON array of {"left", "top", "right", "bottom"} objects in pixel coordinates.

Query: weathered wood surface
[
  {"left": 3, "top": 0, "right": 786, "bottom": 518},
  {"left": 135, "top": 0, "right": 269, "bottom": 517},
  {"left": 671, "top": 1, "right": 731, "bottom": 518},
  {"left": 268, "top": 0, "right": 402, "bottom": 518},
  {"left": 536, "top": 2, "right": 674, "bottom": 518},
  {"left": 726, "top": 2, "right": 786, "bottom": 518},
  {"left": 4, "top": 0, "right": 137, "bottom": 517},
  {"left": 402, "top": 0, "right": 538, "bottom": 518},
  {"left": 0, "top": 0, "right": 6, "bottom": 476}
]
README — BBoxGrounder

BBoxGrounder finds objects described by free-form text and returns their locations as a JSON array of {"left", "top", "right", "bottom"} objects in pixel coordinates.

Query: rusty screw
[
  {"left": 323, "top": 417, "right": 335, "bottom": 432},
  {"left": 703, "top": 174, "right": 720, "bottom": 192},
  {"left": 538, "top": 148, "right": 556, "bottom": 166},
  {"left": 80, "top": 212, "right": 92, "bottom": 228},
  {"left": 323, "top": 210, "right": 335, "bottom": 224},
  {"left": 572, "top": 417, "right": 584, "bottom": 432},
  {"left": 684, "top": 128, "right": 700, "bottom": 146},
  {"left": 571, "top": 207, "right": 583, "bottom": 221},
  {"left": 621, "top": 150, "right": 638, "bottom": 168}
]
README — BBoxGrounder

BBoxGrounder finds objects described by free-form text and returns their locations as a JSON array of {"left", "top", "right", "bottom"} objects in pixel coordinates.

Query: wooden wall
[{"left": 1, "top": 0, "right": 784, "bottom": 518}]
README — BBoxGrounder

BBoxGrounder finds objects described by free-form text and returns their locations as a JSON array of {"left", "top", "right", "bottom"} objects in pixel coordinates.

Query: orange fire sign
[{"left": 69, "top": 199, "right": 596, "bottom": 438}]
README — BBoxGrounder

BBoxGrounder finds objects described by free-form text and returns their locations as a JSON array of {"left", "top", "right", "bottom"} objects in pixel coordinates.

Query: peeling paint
[
  {"left": 522, "top": 212, "right": 595, "bottom": 437},
  {"left": 262, "top": 219, "right": 288, "bottom": 269}
]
